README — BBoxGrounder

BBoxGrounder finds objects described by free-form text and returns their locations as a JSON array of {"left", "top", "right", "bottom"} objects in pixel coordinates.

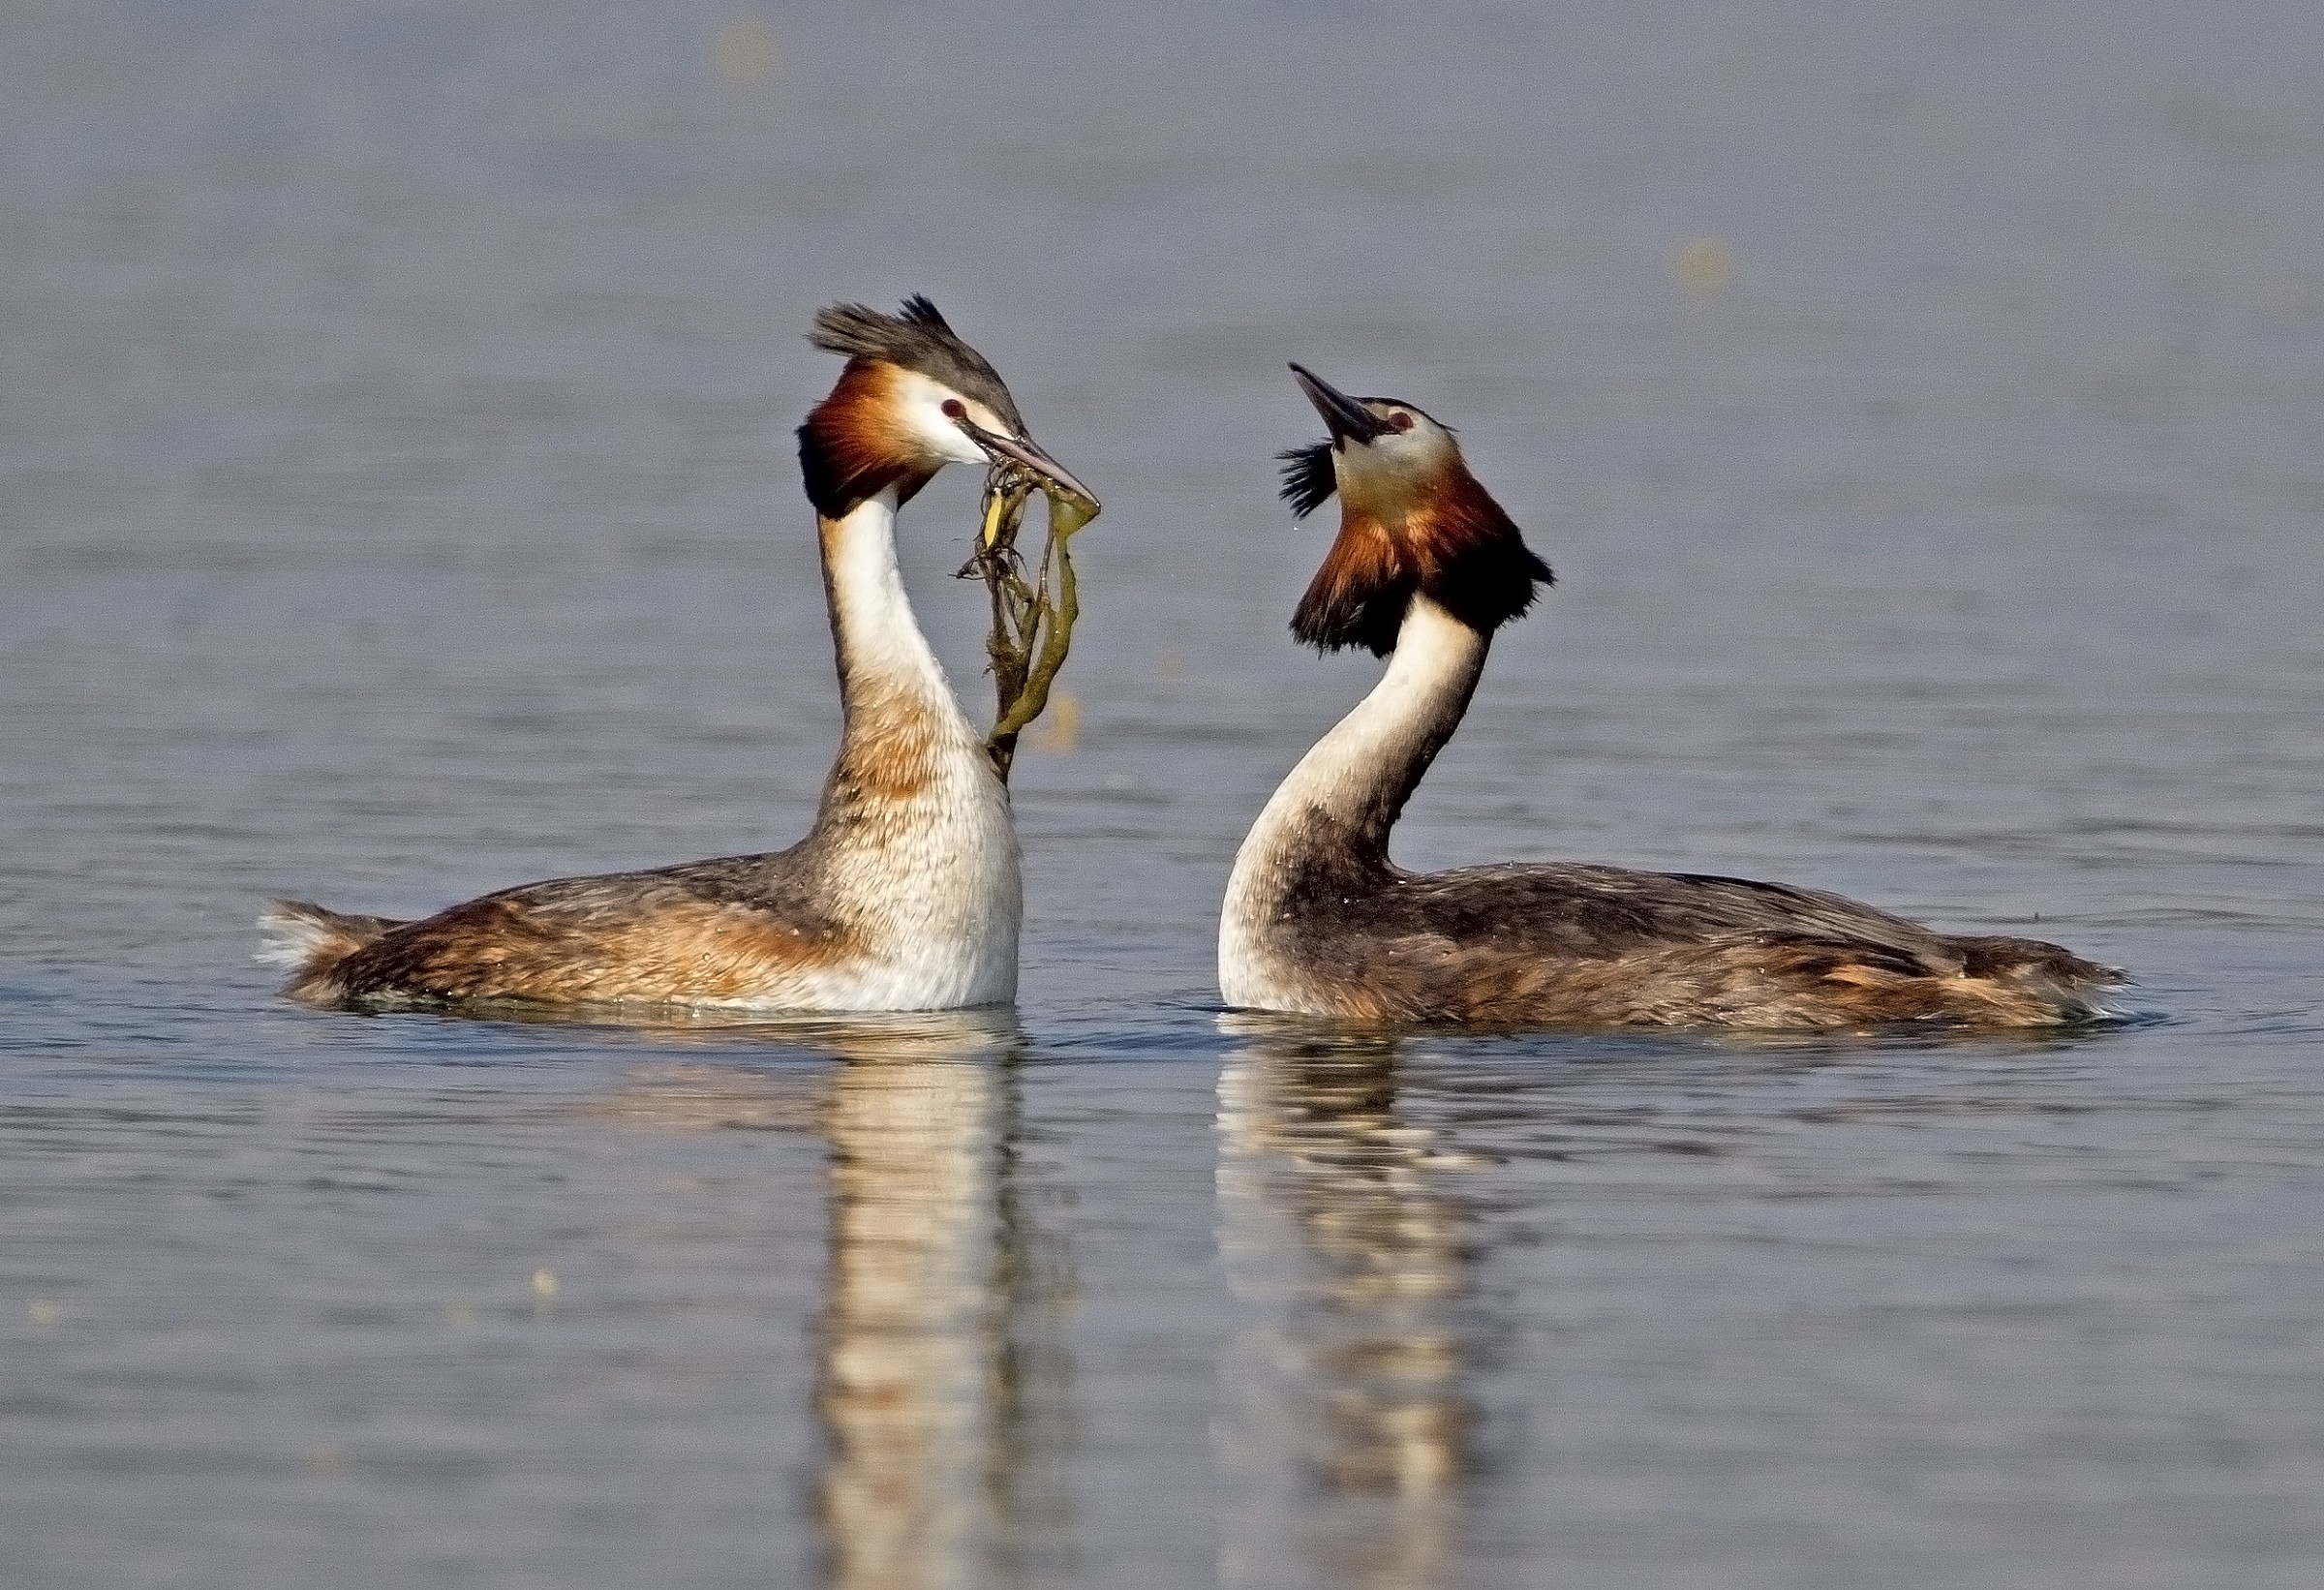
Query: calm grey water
[{"left": 6, "top": 3, "right": 2323, "bottom": 1586}]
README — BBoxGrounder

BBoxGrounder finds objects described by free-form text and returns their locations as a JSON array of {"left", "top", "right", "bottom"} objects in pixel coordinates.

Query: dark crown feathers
[{"left": 806, "top": 296, "right": 1024, "bottom": 432}]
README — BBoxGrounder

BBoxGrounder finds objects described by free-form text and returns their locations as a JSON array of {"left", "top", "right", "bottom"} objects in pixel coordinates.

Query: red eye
[
  {"left": 1389, "top": 412, "right": 1415, "bottom": 432},
  {"left": 941, "top": 398, "right": 968, "bottom": 420}
]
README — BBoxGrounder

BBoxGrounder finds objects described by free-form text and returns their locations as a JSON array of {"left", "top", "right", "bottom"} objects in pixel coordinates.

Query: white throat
[{"left": 822, "top": 487, "right": 971, "bottom": 731}]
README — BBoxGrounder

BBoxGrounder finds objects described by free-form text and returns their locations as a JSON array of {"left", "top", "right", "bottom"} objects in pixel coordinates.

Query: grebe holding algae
[
  {"left": 1220, "top": 364, "right": 2118, "bottom": 1029},
  {"left": 261, "top": 298, "right": 1094, "bottom": 1014}
]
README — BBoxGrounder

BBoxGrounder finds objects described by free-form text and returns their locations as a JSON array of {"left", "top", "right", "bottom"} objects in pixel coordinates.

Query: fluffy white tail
[{"left": 256, "top": 899, "right": 398, "bottom": 977}]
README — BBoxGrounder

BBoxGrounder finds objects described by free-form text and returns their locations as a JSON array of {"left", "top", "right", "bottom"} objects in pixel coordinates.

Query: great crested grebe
[
  {"left": 1218, "top": 364, "right": 2120, "bottom": 1029},
  {"left": 260, "top": 296, "right": 1094, "bottom": 1013}
]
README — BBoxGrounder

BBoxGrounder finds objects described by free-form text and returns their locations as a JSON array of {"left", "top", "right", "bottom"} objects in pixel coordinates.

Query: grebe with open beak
[
  {"left": 1219, "top": 364, "right": 2118, "bottom": 1029},
  {"left": 261, "top": 297, "right": 1093, "bottom": 1013}
]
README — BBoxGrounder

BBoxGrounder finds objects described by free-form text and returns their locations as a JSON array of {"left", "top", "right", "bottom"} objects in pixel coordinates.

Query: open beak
[
  {"left": 1290, "top": 362, "right": 1390, "bottom": 444},
  {"left": 953, "top": 416, "right": 1099, "bottom": 508}
]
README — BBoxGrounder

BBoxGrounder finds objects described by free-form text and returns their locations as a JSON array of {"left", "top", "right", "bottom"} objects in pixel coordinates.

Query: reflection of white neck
[
  {"left": 1213, "top": 1047, "right": 1468, "bottom": 1590},
  {"left": 821, "top": 486, "right": 972, "bottom": 738},
  {"left": 820, "top": 1055, "right": 999, "bottom": 1590}
]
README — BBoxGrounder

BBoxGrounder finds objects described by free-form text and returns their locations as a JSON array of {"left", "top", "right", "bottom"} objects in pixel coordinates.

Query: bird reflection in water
[
  {"left": 1214, "top": 1017, "right": 1492, "bottom": 1590},
  {"left": 567, "top": 1008, "right": 1076, "bottom": 1590},
  {"left": 814, "top": 1010, "right": 1076, "bottom": 1590}
]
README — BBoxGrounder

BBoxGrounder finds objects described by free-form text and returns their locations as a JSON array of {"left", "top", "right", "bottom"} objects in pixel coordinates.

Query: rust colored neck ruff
[
  {"left": 798, "top": 362, "right": 942, "bottom": 520},
  {"left": 1286, "top": 438, "right": 1551, "bottom": 657}
]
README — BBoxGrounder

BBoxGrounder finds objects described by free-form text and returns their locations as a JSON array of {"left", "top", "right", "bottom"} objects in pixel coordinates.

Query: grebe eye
[
  {"left": 941, "top": 398, "right": 968, "bottom": 420},
  {"left": 1389, "top": 411, "right": 1416, "bottom": 432}
]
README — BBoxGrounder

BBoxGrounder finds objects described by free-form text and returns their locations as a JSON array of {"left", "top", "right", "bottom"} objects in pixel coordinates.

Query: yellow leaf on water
[
  {"left": 1669, "top": 236, "right": 1735, "bottom": 299},
  {"left": 713, "top": 19, "right": 779, "bottom": 89},
  {"left": 1033, "top": 689, "right": 1080, "bottom": 753}
]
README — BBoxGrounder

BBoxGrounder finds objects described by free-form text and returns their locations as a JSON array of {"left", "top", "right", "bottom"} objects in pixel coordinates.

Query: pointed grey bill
[
  {"left": 1289, "top": 363, "right": 1391, "bottom": 443},
  {"left": 953, "top": 416, "right": 1099, "bottom": 508}
]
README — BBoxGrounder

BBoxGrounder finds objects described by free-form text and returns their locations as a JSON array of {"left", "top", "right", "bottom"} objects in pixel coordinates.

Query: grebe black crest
[
  {"left": 260, "top": 297, "right": 1092, "bottom": 1013},
  {"left": 1219, "top": 363, "right": 2120, "bottom": 1030}
]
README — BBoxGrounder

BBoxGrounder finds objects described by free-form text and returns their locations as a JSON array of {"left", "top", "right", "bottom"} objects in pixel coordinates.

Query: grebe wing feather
[
  {"left": 310, "top": 847, "right": 850, "bottom": 1005},
  {"left": 1391, "top": 862, "right": 1960, "bottom": 963}
]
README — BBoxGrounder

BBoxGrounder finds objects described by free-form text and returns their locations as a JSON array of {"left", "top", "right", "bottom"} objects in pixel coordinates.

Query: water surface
[{"left": 5, "top": 2, "right": 2323, "bottom": 1586}]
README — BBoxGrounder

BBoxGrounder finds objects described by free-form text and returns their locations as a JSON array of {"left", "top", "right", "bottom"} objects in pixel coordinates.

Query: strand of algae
[{"left": 963, "top": 466, "right": 1099, "bottom": 783}]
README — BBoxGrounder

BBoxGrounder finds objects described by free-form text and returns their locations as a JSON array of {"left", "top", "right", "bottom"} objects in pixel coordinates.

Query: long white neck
[
  {"left": 1222, "top": 597, "right": 1486, "bottom": 961},
  {"left": 820, "top": 487, "right": 976, "bottom": 744},
  {"left": 798, "top": 486, "right": 1021, "bottom": 1009}
]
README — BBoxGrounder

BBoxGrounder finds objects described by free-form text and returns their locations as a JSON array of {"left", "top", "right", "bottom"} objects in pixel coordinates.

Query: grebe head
[
  {"left": 798, "top": 295, "right": 1093, "bottom": 518},
  {"left": 1278, "top": 363, "right": 1552, "bottom": 656}
]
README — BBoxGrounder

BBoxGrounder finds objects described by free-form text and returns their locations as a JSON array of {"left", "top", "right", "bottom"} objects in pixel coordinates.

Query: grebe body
[
  {"left": 1220, "top": 365, "right": 2118, "bottom": 1030},
  {"left": 261, "top": 298, "right": 1089, "bottom": 1013}
]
